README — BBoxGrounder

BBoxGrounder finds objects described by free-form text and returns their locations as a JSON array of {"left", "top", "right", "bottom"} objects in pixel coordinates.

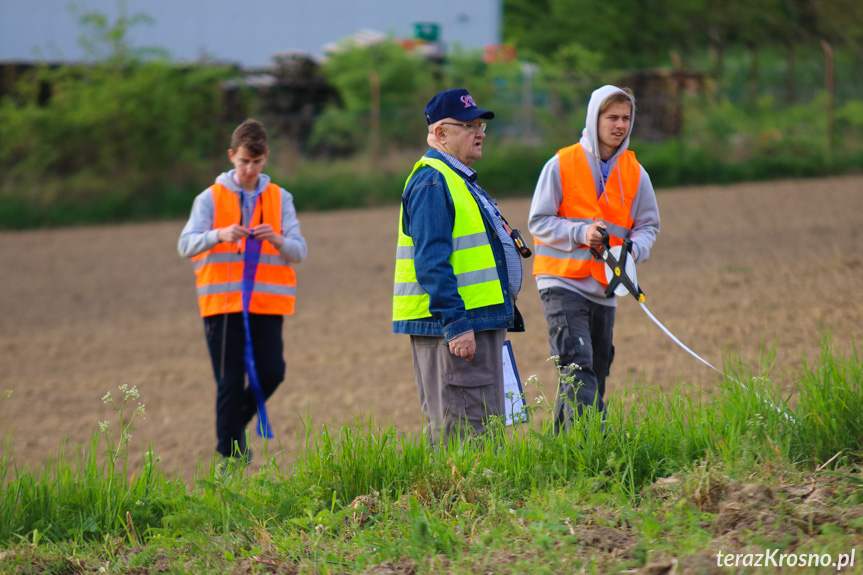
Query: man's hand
[
  {"left": 251, "top": 224, "right": 284, "bottom": 248},
  {"left": 448, "top": 331, "right": 476, "bottom": 361},
  {"left": 585, "top": 221, "right": 608, "bottom": 250},
  {"left": 217, "top": 224, "right": 251, "bottom": 243}
]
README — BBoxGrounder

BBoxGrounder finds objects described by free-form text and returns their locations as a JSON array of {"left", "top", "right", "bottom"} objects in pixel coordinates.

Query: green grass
[{"left": 1, "top": 337, "right": 862, "bottom": 573}]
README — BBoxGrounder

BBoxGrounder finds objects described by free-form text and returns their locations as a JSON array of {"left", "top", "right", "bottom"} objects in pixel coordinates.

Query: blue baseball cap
[{"left": 424, "top": 88, "right": 495, "bottom": 125}]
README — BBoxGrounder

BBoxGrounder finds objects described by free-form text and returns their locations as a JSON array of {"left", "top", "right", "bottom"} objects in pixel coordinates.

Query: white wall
[{"left": 0, "top": 0, "right": 502, "bottom": 67}]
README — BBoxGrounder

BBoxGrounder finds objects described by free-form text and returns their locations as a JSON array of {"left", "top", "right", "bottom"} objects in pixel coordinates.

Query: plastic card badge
[{"left": 502, "top": 340, "right": 529, "bottom": 425}]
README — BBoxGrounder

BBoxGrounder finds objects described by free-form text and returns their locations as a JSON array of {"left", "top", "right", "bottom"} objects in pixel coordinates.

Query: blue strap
[
  {"left": 599, "top": 159, "right": 611, "bottom": 195},
  {"left": 241, "top": 225, "right": 274, "bottom": 439}
]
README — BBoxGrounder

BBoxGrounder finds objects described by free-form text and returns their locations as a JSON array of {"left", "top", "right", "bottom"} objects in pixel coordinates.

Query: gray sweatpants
[
  {"left": 539, "top": 287, "right": 615, "bottom": 433},
  {"left": 410, "top": 328, "right": 507, "bottom": 446}
]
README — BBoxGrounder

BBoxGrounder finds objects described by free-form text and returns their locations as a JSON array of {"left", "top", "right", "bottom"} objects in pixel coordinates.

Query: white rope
[
  {"left": 636, "top": 301, "right": 796, "bottom": 423},
  {"left": 638, "top": 302, "right": 718, "bottom": 371}
]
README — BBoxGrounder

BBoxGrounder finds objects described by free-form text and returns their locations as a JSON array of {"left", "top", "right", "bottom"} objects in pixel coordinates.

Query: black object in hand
[{"left": 510, "top": 228, "right": 532, "bottom": 258}]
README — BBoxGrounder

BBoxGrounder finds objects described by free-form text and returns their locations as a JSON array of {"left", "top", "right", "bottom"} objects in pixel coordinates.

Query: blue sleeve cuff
[{"left": 443, "top": 319, "right": 473, "bottom": 341}]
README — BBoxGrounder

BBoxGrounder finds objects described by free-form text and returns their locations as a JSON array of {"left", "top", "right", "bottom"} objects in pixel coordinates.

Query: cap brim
[{"left": 453, "top": 108, "right": 495, "bottom": 121}]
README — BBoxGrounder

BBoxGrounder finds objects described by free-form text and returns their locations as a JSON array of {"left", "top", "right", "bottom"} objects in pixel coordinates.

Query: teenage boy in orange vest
[
  {"left": 178, "top": 119, "right": 307, "bottom": 461},
  {"left": 528, "top": 86, "right": 660, "bottom": 433}
]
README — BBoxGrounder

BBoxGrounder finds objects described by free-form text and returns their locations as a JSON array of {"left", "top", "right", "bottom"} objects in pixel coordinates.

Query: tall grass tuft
[
  {"left": 1, "top": 336, "right": 860, "bottom": 569},
  {"left": 0, "top": 385, "right": 188, "bottom": 545},
  {"left": 790, "top": 339, "right": 863, "bottom": 466}
]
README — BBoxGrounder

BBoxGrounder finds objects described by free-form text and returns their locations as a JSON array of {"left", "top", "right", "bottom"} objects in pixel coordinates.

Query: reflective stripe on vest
[
  {"left": 393, "top": 157, "right": 505, "bottom": 321},
  {"left": 532, "top": 144, "right": 641, "bottom": 285},
  {"left": 192, "top": 183, "right": 297, "bottom": 317}
]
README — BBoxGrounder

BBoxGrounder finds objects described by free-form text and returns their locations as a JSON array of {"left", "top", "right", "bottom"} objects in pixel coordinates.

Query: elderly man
[{"left": 393, "top": 88, "right": 526, "bottom": 446}]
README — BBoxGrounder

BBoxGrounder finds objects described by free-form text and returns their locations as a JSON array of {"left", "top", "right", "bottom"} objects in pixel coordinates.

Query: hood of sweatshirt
[
  {"left": 214, "top": 169, "right": 271, "bottom": 196},
  {"left": 578, "top": 85, "right": 635, "bottom": 165}
]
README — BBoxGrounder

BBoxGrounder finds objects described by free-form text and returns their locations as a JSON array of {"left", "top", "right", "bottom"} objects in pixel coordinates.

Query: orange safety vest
[
  {"left": 192, "top": 183, "right": 297, "bottom": 317},
  {"left": 532, "top": 143, "right": 641, "bottom": 285}
]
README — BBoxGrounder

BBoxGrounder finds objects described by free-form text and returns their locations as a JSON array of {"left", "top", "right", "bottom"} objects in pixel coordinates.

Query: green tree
[
  {"left": 0, "top": 2, "right": 234, "bottom": 226},
  {"left": 69, "top": 0, "right": 169, "bottom": 62},
  {"left": 504, "top": 0, "right": 709, "bottom": 69},
  {"left": 310, "top": 40, "right": 434, "bottom": 155},
  {"left": 503, "top": 0, "right": 863, "bottom": 77},
  {"left": 817, "top": 0, "right": 863, "bottom": 58}
]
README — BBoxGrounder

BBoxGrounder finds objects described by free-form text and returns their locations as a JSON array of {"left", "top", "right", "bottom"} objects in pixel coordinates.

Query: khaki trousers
[{"left": 410, "top": 328, "right": 506, "bottom": 446}]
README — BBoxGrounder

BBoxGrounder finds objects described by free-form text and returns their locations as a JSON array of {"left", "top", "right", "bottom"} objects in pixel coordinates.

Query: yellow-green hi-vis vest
[{"left": 393, "top": 157, "right": 505, "bottom": 321}]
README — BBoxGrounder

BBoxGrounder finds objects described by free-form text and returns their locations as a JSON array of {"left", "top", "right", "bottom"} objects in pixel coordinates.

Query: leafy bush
[
  {"left": 632, "top": 92, "right": 863, "bottom": 188},
  {"left": 473, "top": 141, "right": 557, "bottom": 196},
  {"left": 0, "top": 3, "right": 240, "bottom": 228},
  {"left": 309, "top": 40, "right": 434, "bottom": 155},
  {"left": 3, "top": 16, "right": 863, "bottom": 229},
  {"left": 0, "top": 61, "right": 234, "bottom": 226}
]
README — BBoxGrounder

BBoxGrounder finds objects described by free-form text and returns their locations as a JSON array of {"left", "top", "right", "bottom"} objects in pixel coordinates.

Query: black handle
[
  {"left": 590, "top": 226, "right": 611, "bottom": 259},
  {"left": 597, "top": 226, "right": 610, "bottom": 244}
]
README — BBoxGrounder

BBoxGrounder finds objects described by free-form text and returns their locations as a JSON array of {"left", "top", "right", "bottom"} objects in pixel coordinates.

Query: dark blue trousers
[
  {"left": 539, "top": 287, "right": 615, "bottom": 433},
  {"left": 203, "top": 312, "right": 285, "bottom": 458}
]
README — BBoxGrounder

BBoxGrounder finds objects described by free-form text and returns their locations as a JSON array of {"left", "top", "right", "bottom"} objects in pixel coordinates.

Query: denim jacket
[{"left": 393, "top": 148, "right": 525, "bottom": 341}]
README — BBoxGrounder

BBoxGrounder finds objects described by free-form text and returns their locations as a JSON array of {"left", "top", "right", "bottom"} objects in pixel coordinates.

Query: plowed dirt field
[{"left": 2, "top": 175, "right": 862, "bottom": 480}]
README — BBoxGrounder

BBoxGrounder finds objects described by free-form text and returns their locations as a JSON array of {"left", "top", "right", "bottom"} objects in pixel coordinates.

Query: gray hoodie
[
  {"left": 527, "top": 85, "right": 660, "bottom": 306},
  {"left": 177, "top": 170, "right": 308, "bottom": 263}
]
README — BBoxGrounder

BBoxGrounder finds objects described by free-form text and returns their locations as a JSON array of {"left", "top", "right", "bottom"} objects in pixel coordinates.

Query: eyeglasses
[{"left": 441, "top": 122, "right": 487, "bottom": 133}]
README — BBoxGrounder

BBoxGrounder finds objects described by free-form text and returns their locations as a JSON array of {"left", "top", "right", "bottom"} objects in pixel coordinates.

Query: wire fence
[{"left": 240, "top": 51, "right": 863, "bottom": 156}]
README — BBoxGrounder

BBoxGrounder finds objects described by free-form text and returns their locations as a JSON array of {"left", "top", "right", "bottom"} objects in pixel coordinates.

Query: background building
[{"left": 0, "top": 0, "right": 502, "bottom": 67}]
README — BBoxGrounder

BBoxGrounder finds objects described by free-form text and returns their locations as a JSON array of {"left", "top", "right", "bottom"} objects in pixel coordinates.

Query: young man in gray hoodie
[
  {"left": 528, "top": 86, "right": 660, "bottom": 433},
  {"left": 178, "top": 119, "right": 307, "bottom": 461}
]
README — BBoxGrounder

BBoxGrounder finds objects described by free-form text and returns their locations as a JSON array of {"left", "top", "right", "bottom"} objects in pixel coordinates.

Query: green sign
[{"left": 413, "top": 22, "right": 440, "bottom": 42}]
